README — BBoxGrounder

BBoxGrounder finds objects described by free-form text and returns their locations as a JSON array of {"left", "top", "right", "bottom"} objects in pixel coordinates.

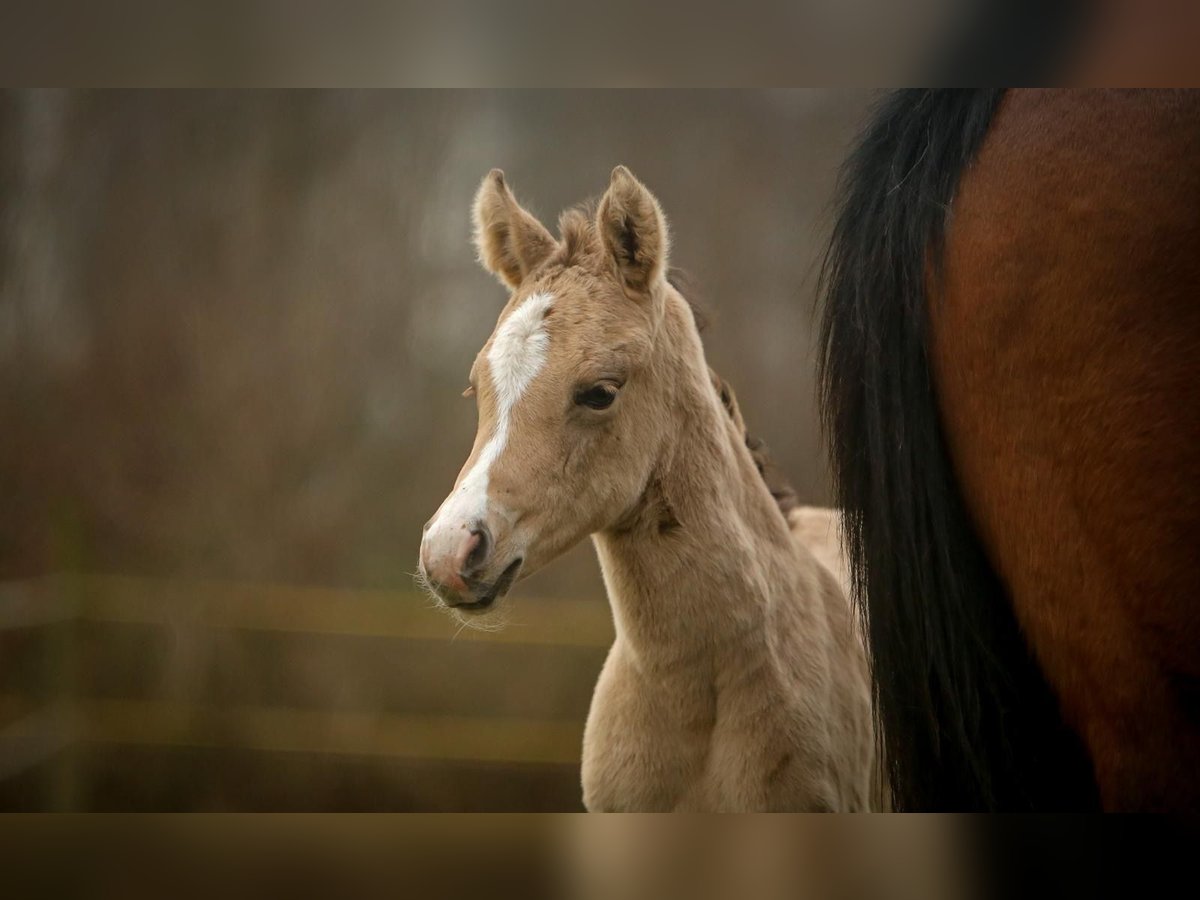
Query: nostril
[{"left": 464, "top": 523, "right": 491, "bottom": 573}]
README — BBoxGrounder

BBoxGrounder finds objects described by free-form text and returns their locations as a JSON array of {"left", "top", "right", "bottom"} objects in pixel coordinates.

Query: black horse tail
[{"left": 818, "top": 90, "right": 1100, "bottom": 810}]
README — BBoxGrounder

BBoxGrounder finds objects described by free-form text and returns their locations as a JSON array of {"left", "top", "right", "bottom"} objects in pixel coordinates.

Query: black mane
[{"left": 818, "top": 90, "right": 1099, "bottom": 810}]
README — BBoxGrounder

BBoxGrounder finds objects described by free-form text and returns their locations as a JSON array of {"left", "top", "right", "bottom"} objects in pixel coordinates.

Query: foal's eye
[{"left": 575, "top": 383, "right": 618, "bottom": 410}]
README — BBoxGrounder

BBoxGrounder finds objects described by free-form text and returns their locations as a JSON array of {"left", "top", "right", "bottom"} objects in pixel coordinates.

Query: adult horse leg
[{"left": 933, "top": 89, "right": 1200, "bottom": 810}]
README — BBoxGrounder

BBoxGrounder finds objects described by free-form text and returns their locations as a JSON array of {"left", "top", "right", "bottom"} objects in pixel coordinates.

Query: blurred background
[{"left": 0, "top": 89, "right": 873, "bottom": 810}]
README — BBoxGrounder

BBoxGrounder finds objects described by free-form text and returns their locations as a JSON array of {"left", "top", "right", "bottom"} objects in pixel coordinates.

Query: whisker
[{"left": 412, "top": 561, "right": 512, "bottom": 636}]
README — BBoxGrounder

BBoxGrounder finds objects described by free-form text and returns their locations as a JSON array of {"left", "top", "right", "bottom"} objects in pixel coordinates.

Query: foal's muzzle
[{"left": 419, "top": 517, "right": 522, "bottom": 611}]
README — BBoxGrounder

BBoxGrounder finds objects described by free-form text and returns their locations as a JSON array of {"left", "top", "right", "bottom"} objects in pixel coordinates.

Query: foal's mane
[{"left": 709, "top": 368, "right": 798, "bottom": 521}]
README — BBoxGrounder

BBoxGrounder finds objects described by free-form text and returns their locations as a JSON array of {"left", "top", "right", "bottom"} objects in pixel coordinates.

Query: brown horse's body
[
  {"left": 934, "top": 90, "right": 1200, "bottom": 810},
  {"left": 821, "top": 89, "right": 1200, "bottom": 811}
]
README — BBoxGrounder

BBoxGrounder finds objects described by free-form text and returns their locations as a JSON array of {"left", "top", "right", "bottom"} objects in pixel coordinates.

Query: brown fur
[{"left": 932, "top": 90, "right": 1200, "bottom": 810}]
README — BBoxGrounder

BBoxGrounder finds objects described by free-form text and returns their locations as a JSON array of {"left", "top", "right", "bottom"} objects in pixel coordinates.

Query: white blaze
[{"left": 428, "top": 292, "right": 554, "bottom": 543}]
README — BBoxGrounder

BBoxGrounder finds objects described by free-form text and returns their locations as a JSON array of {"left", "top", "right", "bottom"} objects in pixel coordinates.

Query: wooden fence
[{"left": 0, "top": 575, "right": 613, "bottom": 810}]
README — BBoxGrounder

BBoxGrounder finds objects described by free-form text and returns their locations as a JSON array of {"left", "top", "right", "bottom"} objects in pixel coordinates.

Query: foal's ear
[
  {"left": 597, "top": 166, "right": 669, "bottom": 296},
  {"left": 472, "top": 169, "right": 557, "bottom": 289}
]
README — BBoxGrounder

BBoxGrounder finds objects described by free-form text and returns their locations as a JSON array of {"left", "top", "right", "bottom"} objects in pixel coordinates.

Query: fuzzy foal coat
[
  {"left": 423, "top": 166, "right": 877, "bottom": 812},
  {"left": 580, "top": 287, "right": 874, "bottom": 811}
]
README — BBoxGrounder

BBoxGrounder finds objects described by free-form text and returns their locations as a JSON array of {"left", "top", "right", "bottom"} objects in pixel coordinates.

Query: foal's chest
[{"left": 580, "top": 641, "right": 731, "bottom": 811}]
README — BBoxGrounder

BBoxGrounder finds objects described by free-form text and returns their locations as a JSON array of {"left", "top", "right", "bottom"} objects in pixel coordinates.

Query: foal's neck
[{"left": 592, "top": 301, "right": 795, "bottom": 670}]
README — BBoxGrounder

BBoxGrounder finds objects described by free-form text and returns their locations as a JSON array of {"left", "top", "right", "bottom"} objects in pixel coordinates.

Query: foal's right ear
[{"left": 472, "top": 169, "right": 557, "bottom": 289}]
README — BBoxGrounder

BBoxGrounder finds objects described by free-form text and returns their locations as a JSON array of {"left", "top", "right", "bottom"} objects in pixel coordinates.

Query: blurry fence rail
[{"left": 0, "top": 575, "right": 612, "bottom": 810}]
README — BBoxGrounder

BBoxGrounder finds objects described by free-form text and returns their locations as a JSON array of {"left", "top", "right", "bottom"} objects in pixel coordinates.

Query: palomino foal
[{"left": 419, "top": 167, "right": 876, "bottom": 811}]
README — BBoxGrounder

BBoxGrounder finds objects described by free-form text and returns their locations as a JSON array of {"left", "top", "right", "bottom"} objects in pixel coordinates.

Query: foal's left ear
[
  {"left": 597, "top": 166, "right": 669, "bottom": 296},
  {"left": 473, "top": 169, "right": 558, "bottom": 289}
]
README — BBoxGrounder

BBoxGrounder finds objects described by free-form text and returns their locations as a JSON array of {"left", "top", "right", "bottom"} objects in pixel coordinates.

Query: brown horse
[{"left": 820, "top": 89, "right": 1200, "bottom": 811}]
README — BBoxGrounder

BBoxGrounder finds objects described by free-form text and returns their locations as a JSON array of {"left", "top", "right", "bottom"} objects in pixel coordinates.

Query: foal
[{"left": 419, "top": 167, "right": 876, "bottom": 811}]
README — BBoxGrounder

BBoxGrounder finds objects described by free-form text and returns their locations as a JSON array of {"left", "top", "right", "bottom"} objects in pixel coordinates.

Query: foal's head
[{"left": 419, "top": 166, "right": 688, "bottom": 612}]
